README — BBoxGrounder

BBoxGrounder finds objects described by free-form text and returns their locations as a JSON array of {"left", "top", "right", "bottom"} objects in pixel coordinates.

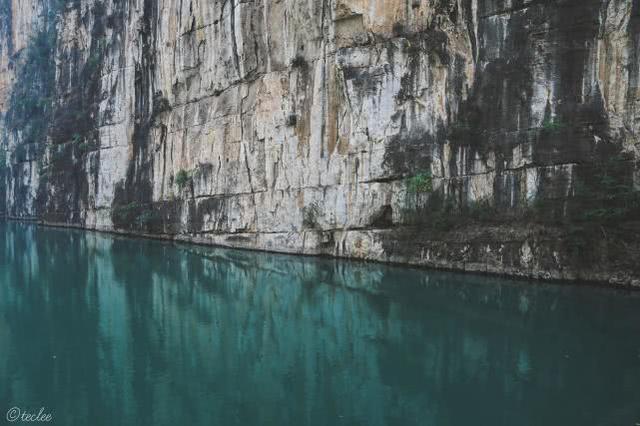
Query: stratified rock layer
[{"left": 1, "top": 0, "right": 639, "bottom": 285}]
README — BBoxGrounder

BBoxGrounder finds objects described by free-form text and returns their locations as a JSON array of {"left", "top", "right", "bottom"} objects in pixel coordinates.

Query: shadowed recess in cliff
[
  {"left": 111, "top": 0, "right": 158, "bottom": 232},
  {"left": 0, "top": 0, "right": 13, "bottom": 55},
  {"left": 451, "top": 0, "right": 607, "bottom": 174},
  {"left": 40, "top": 0, "right": 112, "bottom": 224},
  {"left": 3, "top": 0, "right": 63, "bottom": 218},
  {"left": 628, "top": 0, "right": 640, "bottom": 102},
  {"left": 377, "top": 0, "right": 640, "bottom": 277}
]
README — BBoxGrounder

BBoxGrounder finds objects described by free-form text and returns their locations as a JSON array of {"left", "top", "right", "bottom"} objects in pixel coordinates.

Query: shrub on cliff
[
  {"left": 175, "top": 170, "right": 192, "bottom": 190},
  {"left": 406, "top": 172, "right": 433, "bottom": 193}
]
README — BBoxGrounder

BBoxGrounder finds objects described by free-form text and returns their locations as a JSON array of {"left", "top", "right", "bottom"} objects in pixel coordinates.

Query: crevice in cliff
[
  {"left": 226, "top": 0, "right": 242, "bottom": 80},
  {"left": 477, "top": 0, "right": 549, "bottom": 20},
  {"left": 238, "top": 88, "right": 259, "bottom": 231},
  {"left": 42, "top": 0, "right": 113, "bottom": 224}
]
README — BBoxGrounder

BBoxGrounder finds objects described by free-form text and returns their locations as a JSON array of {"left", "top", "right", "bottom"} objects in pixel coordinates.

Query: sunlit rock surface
[{"left": 0, "top": 0, "right": 639, "bottom": 284}]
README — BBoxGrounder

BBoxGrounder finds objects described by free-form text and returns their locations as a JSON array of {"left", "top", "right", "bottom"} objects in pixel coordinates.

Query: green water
[{"left": 0, "top": 221, "right": 639, "bottom": 426}]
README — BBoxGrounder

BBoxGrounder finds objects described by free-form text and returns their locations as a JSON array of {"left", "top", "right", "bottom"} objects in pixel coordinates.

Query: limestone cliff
[{"left": 1, "top": 0, "right": 639, "bottom": 285}]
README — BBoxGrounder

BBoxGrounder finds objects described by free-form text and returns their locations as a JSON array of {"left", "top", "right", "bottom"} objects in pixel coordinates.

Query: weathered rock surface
[{"left": 1, "top": 0, "right": 639, "bottom": 285}]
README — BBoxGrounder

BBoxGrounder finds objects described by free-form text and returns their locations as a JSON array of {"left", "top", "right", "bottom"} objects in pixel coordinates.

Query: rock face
[{"left": 0, "top": 0, "right": 639, "bottom": 285}]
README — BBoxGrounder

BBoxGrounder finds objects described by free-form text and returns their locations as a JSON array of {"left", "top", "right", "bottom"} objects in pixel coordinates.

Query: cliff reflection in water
[{"left": 0, "top": 221, "right": 639, "bottom": 426}]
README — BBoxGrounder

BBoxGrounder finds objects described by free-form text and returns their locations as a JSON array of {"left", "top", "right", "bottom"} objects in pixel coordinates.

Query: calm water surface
[{"left": 1, "top": 221, "right": 639, "bottom": 426}]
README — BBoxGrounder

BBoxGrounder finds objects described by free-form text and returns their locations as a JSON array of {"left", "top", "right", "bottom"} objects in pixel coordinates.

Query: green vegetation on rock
[
  {"left": 406, "top": 172, "right": 433, "bottom": 193},
  {"left": 175, "top": 170, "right": 192, "bottom": 189},
  {"left": 541, "top": 118, "right": 565, "bottom": 132}
]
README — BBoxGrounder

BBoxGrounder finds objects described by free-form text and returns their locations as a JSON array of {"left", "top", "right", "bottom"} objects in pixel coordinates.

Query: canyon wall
[{"left": 1, "top": 0, "right": 639, "bottom": 285}]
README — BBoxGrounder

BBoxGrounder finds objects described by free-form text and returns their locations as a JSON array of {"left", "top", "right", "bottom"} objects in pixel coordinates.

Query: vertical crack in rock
[
  {"left": 228, "top": 0, "right": 241, "bottom": 80},
  {"left": 628, "top": 0, "right": 640, "bottom": 113}
]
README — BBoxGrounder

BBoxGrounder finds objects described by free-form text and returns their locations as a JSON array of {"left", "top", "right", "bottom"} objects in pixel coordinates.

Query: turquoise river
[{"left": 1, "top": 220, "right": 639, "bottom": 425}]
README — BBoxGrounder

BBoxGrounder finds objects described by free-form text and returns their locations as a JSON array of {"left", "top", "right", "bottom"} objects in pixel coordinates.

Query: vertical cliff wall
[{"left": 1, "top": 0, "right": 639, "bottom": 285}]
